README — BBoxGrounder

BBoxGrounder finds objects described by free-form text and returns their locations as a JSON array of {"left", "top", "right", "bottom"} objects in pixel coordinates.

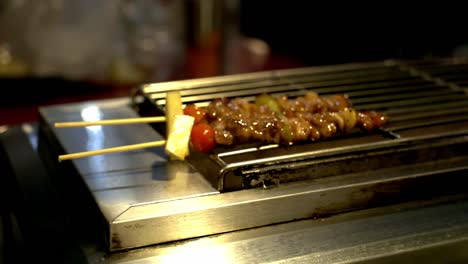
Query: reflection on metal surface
[
  {"left": 81, "top": 105, "right": 102, "bottom": 122},
  {"left": 80, "top": 105, "right": 106, "bottom": 174},
  {"left": 41, "top": 100, "right": 169, "bottom": 175},
  {"left": 81, "top": 105, "right": 103, "bottom": 132},
  {"left": 21, "top": 123, "right": 38, "bottom": 150},
  {"left": 156, "top": 245, "right": 233, "bottom": 264}
]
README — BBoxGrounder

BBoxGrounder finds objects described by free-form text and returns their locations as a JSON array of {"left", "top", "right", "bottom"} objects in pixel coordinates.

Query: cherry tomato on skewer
[{"left": 190, "top": 123, "right": 216, "bottom": 153}]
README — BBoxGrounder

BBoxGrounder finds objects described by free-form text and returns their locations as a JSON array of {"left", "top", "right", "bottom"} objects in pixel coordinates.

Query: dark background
[{"left": 239, "top": 3, "right": 468, "bottom": 65}]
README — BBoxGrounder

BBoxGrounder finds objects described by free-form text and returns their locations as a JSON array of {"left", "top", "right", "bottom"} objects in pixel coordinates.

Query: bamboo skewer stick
[
  {"left": 58, "top": 140, "right": 166, "bottom": 161},
  {"left": 54, "top": 116, "right": 166, "bottom": 128},
  {"left": 56, "top": 91, "right": 191, "bottom": 161}
]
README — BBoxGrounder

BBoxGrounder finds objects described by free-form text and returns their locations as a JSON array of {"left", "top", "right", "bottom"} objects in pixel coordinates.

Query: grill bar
[
  {"left": 355, "top": 94, "right": 464, "bottom": 110},
  {"left": 306, "top": 79, "right": 433, "bottom": 94},
  {"left": 149, "top": 79, "right": 291, "bottom": 99},
  {"left": 417, "top": 63, "right": 468, "bottom": 73},
  {"left": 153, "top": 83, "right": 299, "bottom": 104},
  {"left": 344, "top": 83, "right": 440, "bottom": 98},
  {"left": 142, "top": 61, "right": 394, "bottom": 94},
  {"left": 389, "top": 108, "right": 468, "bottom": 122},
  {"left": 151, "top": 75, "right": 419, "bottom": 105},
  {"left": 351, "top": 89, "right": 457, "bottom": 104},
  {"left": 404, "top": 59, "right": 468, "bottom": 92},
  {"left": 278, "top": 68, "right": 407, "bottom": 84},
  {"left": 382, "top": 100, "right": 468, "bottom": 115},
  {"left": 386, "top": 115, "right": 468, "bottom": 131}
]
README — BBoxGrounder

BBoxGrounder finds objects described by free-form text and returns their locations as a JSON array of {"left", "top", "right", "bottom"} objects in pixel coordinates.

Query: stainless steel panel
[
  {"left": 40, "top": 99, "right": 167, "bottom": 175},
  {"left": 102, "top": 197, "right": 468, "bottom": 264},
  {"left": 39, "top": 99, "right": 218, "bottom": 222},
  {"left": 85, "top": 163, "right": 217, "bottom": 220},
  {"left": 110, "top": 157, "right": 467, "bottom": 250}
]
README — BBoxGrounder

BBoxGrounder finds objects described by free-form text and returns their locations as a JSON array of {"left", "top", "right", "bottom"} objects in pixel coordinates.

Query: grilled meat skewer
[{"left": 185, "top": 92, "right": 388, "bottom": 152}]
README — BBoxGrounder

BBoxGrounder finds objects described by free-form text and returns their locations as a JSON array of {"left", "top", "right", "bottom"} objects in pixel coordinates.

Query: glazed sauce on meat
[{"left": 185, "top": 92, "right": 388, "bottom": 152}]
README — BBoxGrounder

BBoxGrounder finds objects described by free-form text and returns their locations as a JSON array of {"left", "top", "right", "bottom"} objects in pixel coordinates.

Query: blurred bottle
[
  {"left": 185, "top": 0, "right": 269, "bottom": 78},
  {"left": 117, "top": 0, "right": 186, "bottom": 83}
]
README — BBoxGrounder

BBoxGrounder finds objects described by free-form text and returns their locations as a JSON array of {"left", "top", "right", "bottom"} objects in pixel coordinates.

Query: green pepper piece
[
  {"left": 279, "top": 115, "right": 293, "bottom": 144},
  {"left": 255, "top": 93, "right": 281, "bottom": 113}
]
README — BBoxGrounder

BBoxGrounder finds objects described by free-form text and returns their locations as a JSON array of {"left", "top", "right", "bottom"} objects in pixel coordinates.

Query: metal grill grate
[{"left": 135, "top": 58, "right": 468, "bottom": 191}]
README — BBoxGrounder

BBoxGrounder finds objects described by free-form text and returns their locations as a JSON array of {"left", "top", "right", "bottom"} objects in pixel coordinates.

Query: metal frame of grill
[{"left": 135, "top": 58, "right": 468, "bottom": 192}]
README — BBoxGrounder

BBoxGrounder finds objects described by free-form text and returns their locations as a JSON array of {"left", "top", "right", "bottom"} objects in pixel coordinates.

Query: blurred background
[{"left": 1, "top": 1, "right": 467, "bottom": 125}]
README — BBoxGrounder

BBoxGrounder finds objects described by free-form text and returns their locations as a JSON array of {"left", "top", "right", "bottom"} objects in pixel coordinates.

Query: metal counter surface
[
  {"left": 39, "top": 98, "right": 218, "bottom": 221},
  {"left": 99, "top": 197, "right": 468, "bottom": 263}
]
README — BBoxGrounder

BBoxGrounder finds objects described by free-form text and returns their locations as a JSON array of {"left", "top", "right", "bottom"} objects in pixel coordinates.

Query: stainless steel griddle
[{"left": 38, "top": 58, "right": 468, "bottom": 252}]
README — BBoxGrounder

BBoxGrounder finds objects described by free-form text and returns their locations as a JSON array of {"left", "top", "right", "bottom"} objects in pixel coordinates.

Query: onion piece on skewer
[{"left": 164, "top": 91, "right": 194, "bottom": 160}]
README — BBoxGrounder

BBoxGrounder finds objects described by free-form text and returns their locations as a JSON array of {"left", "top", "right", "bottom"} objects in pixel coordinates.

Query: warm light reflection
[
  {"left": 22, "top": 124, "right": 38, "bottom": 150},
  {"left": 80, "top": 105, "right": 103, "bottom": 133},
  {"left": 81, "top": 106, "right": 105, "bottom": 166},
  {"left": 153, "top": 244, "right": 234, "bottom": 264}
]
